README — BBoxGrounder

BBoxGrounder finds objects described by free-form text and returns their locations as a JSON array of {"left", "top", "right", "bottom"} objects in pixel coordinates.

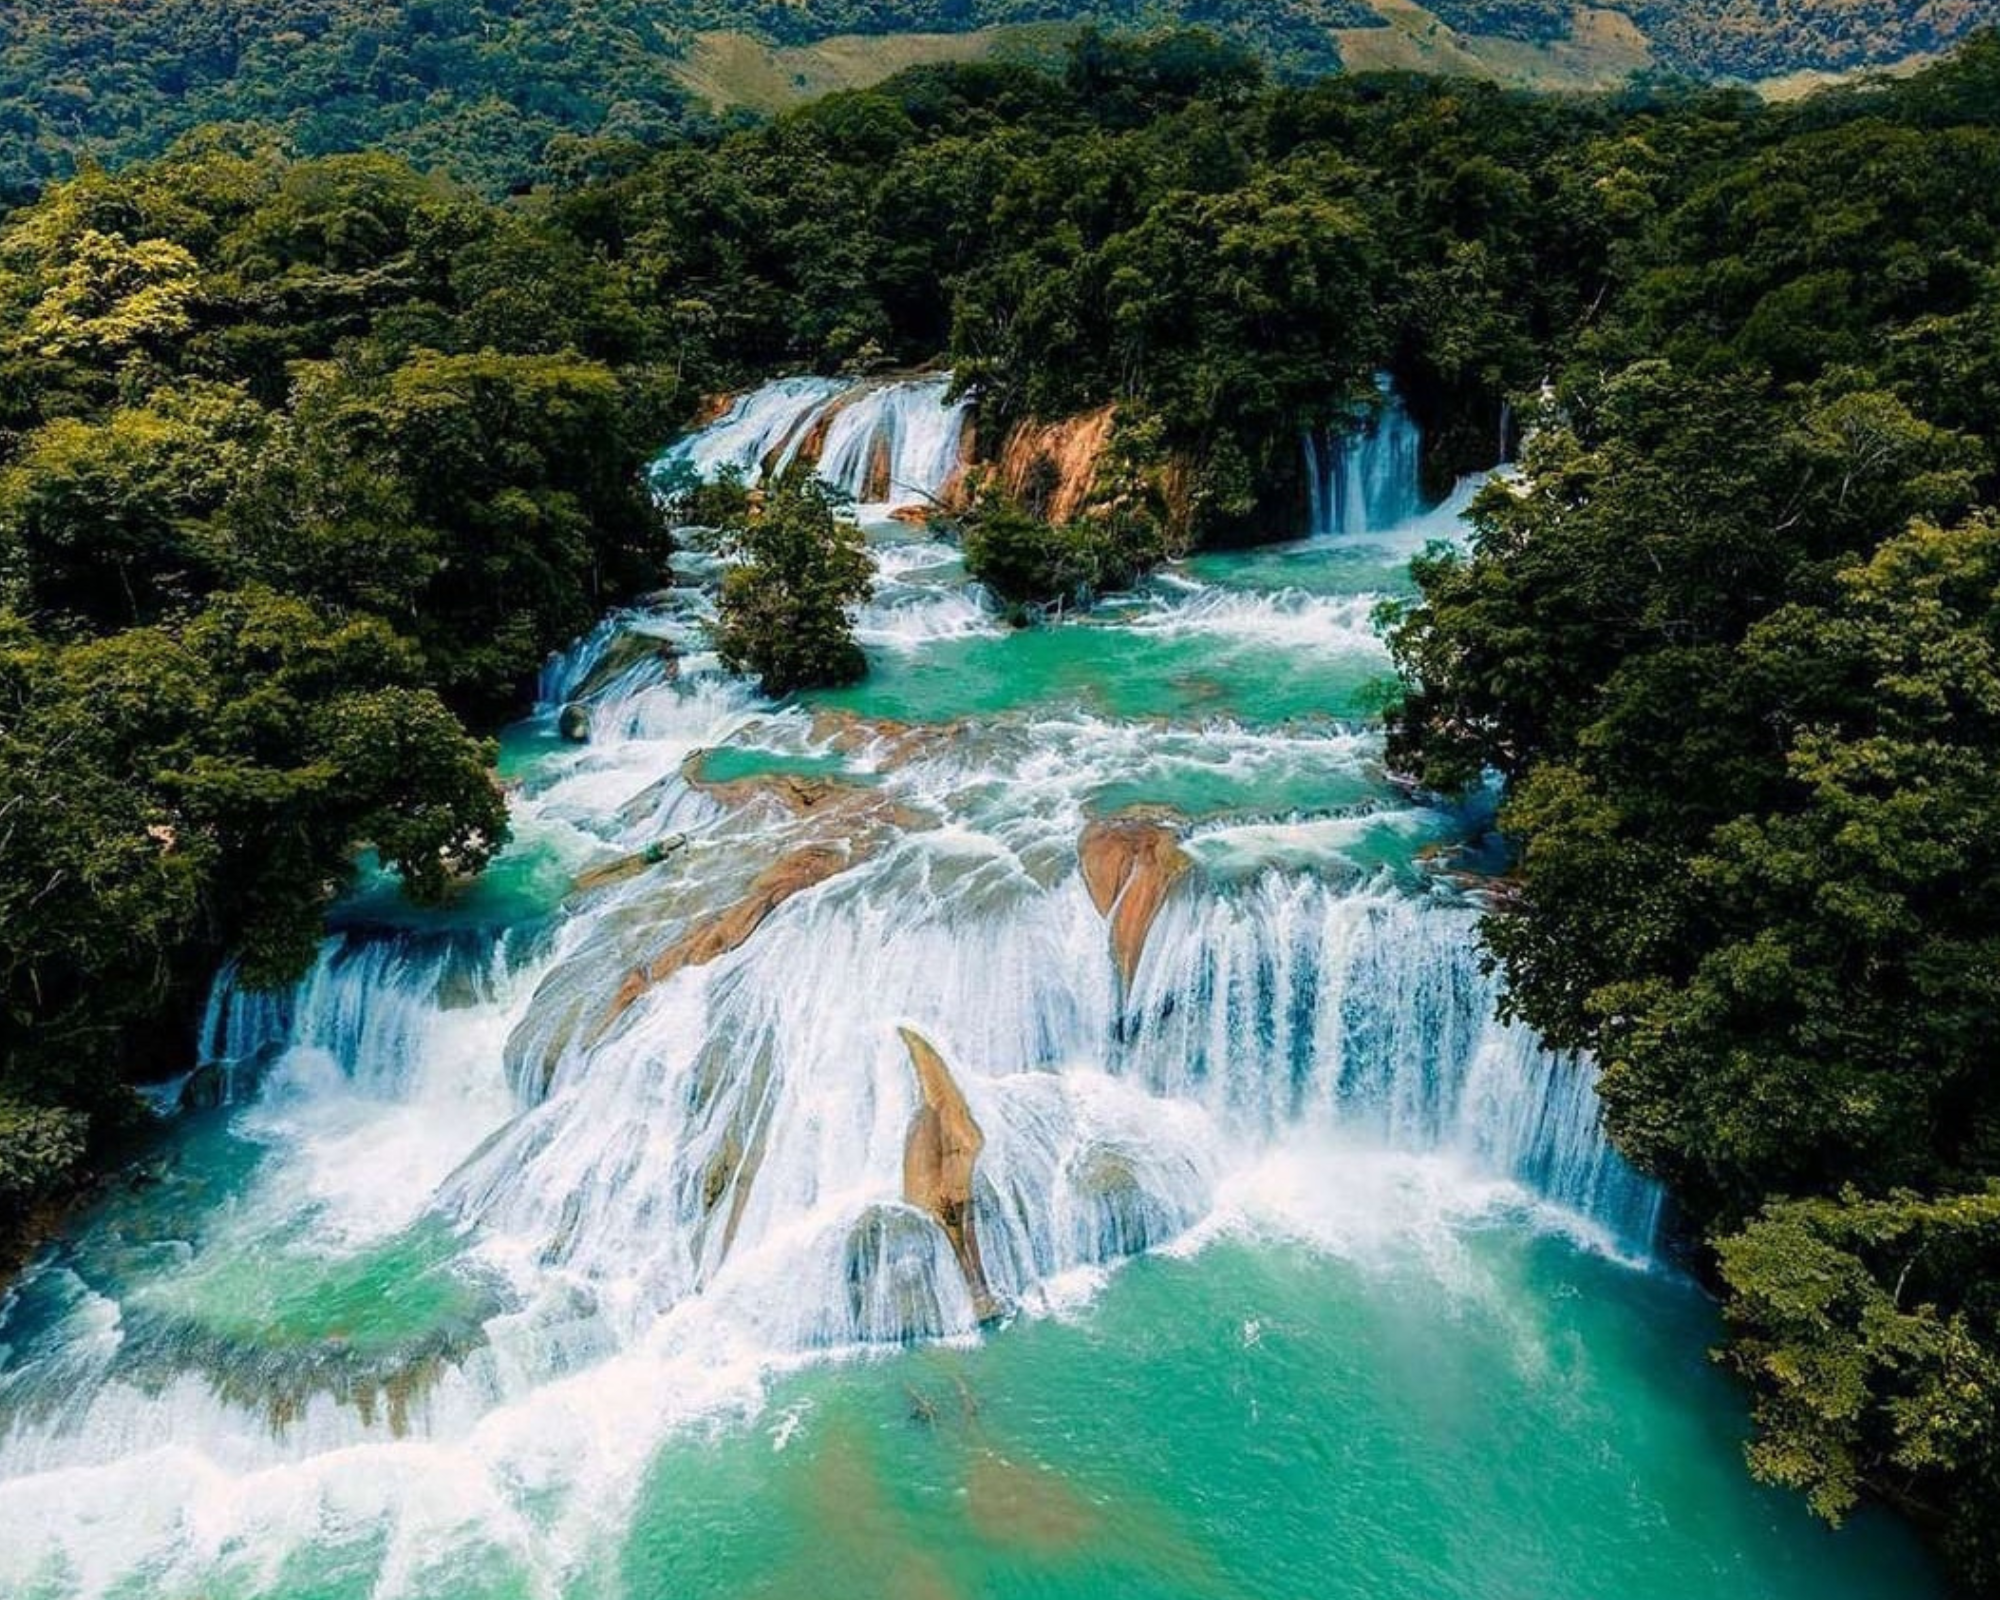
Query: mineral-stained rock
[
  {"left": 994, "top": 405, "right": 1117, "bottom": 524},
  {"left": 898, "top": 1027, "right": 997, "bottom": 1322},
  {"left": 594, "top": 844, "right": 857, "bottom": 1037},
  {"left": 1078, "top": 816, "right": 1191, "bottom": 985}
]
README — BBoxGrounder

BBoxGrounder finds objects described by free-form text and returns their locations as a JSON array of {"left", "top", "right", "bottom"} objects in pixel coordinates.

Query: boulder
[
  {"left": 594, "top": 843, "right": 858, "bottom": 1037},
  {"left": 570, "top": 632, "right": 677, "bottom": 705},
  {"left": 557, "top": 702, "right": 590, "bottom": 742},
  {"left": 898, "top": 1027, "right": 997, "bottom": 1322},
  {"left": 179, "top": 1061, "right": 230, "bottom": 1112},
  {"left": 1078, "top": 816, "right": 1191, "bottom": 985}
]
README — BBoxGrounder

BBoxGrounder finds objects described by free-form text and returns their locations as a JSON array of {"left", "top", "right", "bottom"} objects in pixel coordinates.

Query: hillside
[{"left": 0, "top": 0, "right": 1983, "bottom": 198}]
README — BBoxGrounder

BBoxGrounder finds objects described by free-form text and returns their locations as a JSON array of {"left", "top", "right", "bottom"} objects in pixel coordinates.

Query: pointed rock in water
[
  {"left": 897, "top": 1027, "right": 997, "bottom": 1322},
  {"left": 1078, "top": 816, "right": 1191, "bottom": 985}
]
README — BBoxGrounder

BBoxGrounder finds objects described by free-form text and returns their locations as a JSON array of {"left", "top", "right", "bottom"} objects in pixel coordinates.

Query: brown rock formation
[
  {"left": 690, "top": 391, "right": 739, "bottom": 428},
  {"left": 805, "top": 708, "right": 961, "bottom": 769},
  {"left": 1079, "top": 817, "right": 1191, "bottom": 986},
  {"left": 863, "top": 430, "right": 895, "bottom": 502},
  {"left": 995, "top": 404, "right": 1117, "bottom": 524},
  {"left": 898, "top": 1027, "right": 996, "bottom": 1321},
  {"left": 680, "top": 751, "right": 936, "bottom": 835},
  {"left": 774, "top": 393, "right": 847, "bottom": 478},
  {"left": 594, "top": 844, "right": 856, "bottom": 1036}
]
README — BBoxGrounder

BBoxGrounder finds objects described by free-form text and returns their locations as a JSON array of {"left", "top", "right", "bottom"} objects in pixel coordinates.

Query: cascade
[
  {"left": 653, "top": 372, "right": 972, "bottom": 512},
  {"left": 1302, "top": 373, "right": 1428, "bottom": 538},
  {"left": 0, "top": 386, "right": 1698, "bottom": 1600},
  {"left": 177, "top": 608, "right": 1658, "bottom": 1375}
]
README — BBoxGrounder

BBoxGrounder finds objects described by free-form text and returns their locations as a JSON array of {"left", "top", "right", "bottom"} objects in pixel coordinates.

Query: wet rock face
[
  {"left": 179, "top": 1061, "right": 230, "bottom": 1112},
  {"left": 995, "top": 405, "right": 1117, "bottom": 525},
  {"left": 1078, "top": 817, "right": 1192, "bottom": 986},
  {"left": 572, "top": 633, "right": 678, "bottom": 706},
  {"left": 570, "top": 834, "right": 687, "bottom": 896},
  {"left": 898, "top": 1028, "right": 997, "bottom": 1322},
  {"left": 597, "top": 844, "right": 859, "bottom": 1036}
]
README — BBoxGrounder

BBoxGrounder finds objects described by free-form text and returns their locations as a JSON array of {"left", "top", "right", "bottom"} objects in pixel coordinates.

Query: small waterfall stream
[
  {"left": 653, "top": 372, "right": 972, "bottom": 512},
  {"left": 1302, "top": 374, "right": 1428, "bottom": 538}
]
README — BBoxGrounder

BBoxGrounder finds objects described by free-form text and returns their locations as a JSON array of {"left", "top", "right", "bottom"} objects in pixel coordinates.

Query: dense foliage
[
  {"left": 0, "top": 0, "right": 1978, "bottom": 206},
  {"left": 1383, "top": 35, "right": 2000, "bottom": 1589},
  {"left": 1612, "top": 0, "right": 1989, "bottom": 76},
  {"left": 710, "top": 465, "right": 874, "bottom": 694},
  {"left": 0, "top": 0, "right": 719, "bottom": 202},
  {"left": 1422, "top": 0, "right": 1984, "bottom": 75},
  {"left": 0, "top": 134, "right": 671, "bottom": 1226}
]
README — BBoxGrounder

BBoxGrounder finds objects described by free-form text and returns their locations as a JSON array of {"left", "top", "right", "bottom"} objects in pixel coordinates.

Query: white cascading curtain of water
[
  {"left": 1302, "top": 373, "right": 1429, "bottom": 539},
  {"left": 652, "top": 373, "right": 971, "bottom": 511}
]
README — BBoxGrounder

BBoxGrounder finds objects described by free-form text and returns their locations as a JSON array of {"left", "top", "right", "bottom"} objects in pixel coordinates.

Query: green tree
[{"left": 711, "top": 464, "right": 872, "bottom": 695}]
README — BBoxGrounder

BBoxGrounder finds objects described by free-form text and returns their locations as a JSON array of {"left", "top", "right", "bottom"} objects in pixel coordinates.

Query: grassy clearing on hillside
[{"left": 673, "top": 24, "right": 1079, "bottom": 113}]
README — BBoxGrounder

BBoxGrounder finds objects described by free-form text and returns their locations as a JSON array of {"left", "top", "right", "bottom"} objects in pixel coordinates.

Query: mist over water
[{"left": 0, "top": 376, "right": 1937, "bottom": 1600}]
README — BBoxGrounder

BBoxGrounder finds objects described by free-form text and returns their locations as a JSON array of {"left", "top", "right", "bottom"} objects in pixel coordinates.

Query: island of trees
[{"left": 1, "top": 25, "right": 1999, "bottom": 1590}]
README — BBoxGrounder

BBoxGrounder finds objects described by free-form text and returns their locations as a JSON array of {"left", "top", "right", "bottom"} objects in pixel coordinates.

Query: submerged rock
[
  {"left": 1078, "top": 816, "right": 1192, "bottom": 985},
  {"left": 570, "top": 834, "right": 687, "bottom": 895},
  {"left": 898, "top": 1027, "right": 997, "bottom": 1322},
  {"left": 179, "top": 1062, "right": 230, "bottom": 1112}
]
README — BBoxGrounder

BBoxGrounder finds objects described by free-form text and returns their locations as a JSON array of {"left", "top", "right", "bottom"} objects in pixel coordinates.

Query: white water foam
[{"left": 0, "top": 393, "right": 1656, "bottom": 1600}]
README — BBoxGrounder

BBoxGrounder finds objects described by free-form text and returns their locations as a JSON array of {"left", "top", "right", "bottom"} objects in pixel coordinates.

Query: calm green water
[
  {"left": 616, "top": 1232, "right": 1925, "bottom": 1600},
  {"left": 812, "top": 601, "right": 1396, "bottom": 727}
]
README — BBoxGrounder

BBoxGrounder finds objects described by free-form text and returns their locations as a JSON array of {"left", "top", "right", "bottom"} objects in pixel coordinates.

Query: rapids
[{"left": 0, "top": 376, "right": 1937, "bottom": 1600}]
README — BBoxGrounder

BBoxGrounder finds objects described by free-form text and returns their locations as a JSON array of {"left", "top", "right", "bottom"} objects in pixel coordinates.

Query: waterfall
[
  {"left": 654, "top": 373, "right": 972, "bottom": 512},
  {"left": 1303, "top": 373, "right": 1428, "bottom": 538},
  {"left": 169, "top": 537, "right": 1659, "bottom": 1363},
  {"left": 175, "top": 603, "right": 1661, "bottom": 1363},
  {"left": 0, "top": 494, "right": 1677, "bottom": 1596},
  {"left": 181, "top": 801, "right": 1657, "bottom": 1368}
]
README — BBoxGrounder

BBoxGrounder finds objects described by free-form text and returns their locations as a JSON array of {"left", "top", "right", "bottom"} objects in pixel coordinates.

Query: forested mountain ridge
[{"left": 0, "top": 0, "right": 1982, "bottom": 199}]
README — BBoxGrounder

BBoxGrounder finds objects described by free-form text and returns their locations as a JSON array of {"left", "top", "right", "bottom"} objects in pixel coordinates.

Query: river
[{"left": 0, "top": 378, "right": 1935, "bottom": 1599}]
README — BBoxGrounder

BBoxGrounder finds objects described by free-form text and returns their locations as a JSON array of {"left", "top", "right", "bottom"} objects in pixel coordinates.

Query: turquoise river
[{"left": 0, "top": 376, "right": 1938, "bottom": 1599}]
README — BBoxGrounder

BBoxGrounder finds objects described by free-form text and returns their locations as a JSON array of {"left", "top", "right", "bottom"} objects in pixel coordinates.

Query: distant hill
[{"left": 0, "top": 0, "right": 1984, "bottom": 198}]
